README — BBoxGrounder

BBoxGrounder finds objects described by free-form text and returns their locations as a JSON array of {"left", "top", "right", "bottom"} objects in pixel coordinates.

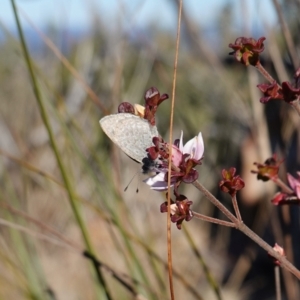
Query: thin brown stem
[
  {"left": 167, "top": 1, "right": 183, "bottom": 299},
  {"left": 255, "top": 61, "right": 300, "bottom": 117},
  {"left": 192, "top": 212, "right": 236, "bottom": 228},
  {"left": 275, "top": 266, "right": 282, "bottom": 300},
  {"left": 237, "top": 222, "right": 300, "bottom": 279},
  {"left": 271, "top": 0, "right": 300, "bottom": 69},
  {"left": 272, "top": 177, "right": 293, "bottom": 194},
  {"left": 192, "top": 179, "right": 300, "bottom": 279},
  {"left": 255, "top": 61, "right": 280, "bottom": 85},
  {"left": 231, "top": 194, "right": 242, "bottom": 222},
  {"left": 192, "top": 180, "right": 237, "bottom": 223}
]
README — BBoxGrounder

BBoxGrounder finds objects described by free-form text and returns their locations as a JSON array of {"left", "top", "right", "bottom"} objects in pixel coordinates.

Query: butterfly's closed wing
[{"left": 99, "top": 114, "right": 159, "bottom": 163}]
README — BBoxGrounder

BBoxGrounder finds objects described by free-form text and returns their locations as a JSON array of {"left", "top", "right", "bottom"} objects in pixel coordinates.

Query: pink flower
[
  {"left": 271, "top": 172, "right": 300, "bottom": 205},
  {"left": 179, "top": 131, "right": 204, "bottom": 161},
  {"left": 143, "top": 87, "right": 169, "bottom": 126},
  {"left": 287, "top": 172, "right": 300, "bottom": 199},
  {"left": 144, "top": 131, "right": 204, "bottom": 191}
]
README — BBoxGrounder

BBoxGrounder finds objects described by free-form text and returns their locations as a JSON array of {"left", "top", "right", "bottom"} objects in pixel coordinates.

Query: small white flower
[{"left": 179, "top": 131, "right": 204, "bottom": 160}]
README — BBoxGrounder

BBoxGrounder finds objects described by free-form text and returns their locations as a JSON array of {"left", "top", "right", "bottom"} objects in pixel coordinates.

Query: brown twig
[
  {"left": 255, "top": 61, "right": 280, "bottom": 86},
  {"left": 192, "top": 212, "right": 235, "bottom": 228},
  {"left": 231, "top": 194, "right": 242, "bottom": 222},
  {"left": 192, "top": 180, "right": 237, "bottom": 223},
  {"left": 271, "top": 0, "right": 300, "bottom": 69},
  {"left": 275, "top": 266, "right": 282, "bottom": 300},
  {"left": 192, "top": 179, "right": 300, "bottom": 279},
  {"left": 255, "top": 60, "right": 300, "bottom": 117},
  {"left": 167, "top": 0, "right": 183, "bottom": 299},
  {"left": 272, "top": 177, "right": 293, "bottom": 194}
]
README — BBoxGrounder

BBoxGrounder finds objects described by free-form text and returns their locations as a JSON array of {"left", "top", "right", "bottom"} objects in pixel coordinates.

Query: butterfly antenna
[{"left": 124, "top": 171, "right": 139, "bottom": 192}]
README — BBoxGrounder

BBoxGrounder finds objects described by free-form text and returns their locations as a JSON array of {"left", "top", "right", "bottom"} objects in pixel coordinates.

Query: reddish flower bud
[
  {"left": 257, "top": 82, "right": 283, "bottom": 103},
  {"left": 281, "top": 81, "right": 300, "bottom": 103},
  {"left": 146, "top": 136, "right": 165, "bottom": 161},
  {"left": 271, "top": 192, "right": 286, "bottom": 205},
  {"left": 219, "top": 167, "right": 245, "bottom": 196},
  {"left": 229, "top": 37, "right": 265, "bottom": 66},
  {"left": 182, "top": 161, "right": 199, "bottom": 183},
  {"left": 251, "top": 154, "right": 283, "bottom": 181},
  {"left": 257, "top": 69, "right": 300, "bottom": 104},
  {"left": 271, "top": 192, "right": 300, "bottom": 206},
  {"left": 160, "top": 194, "right": 194, "bottom": 230},
  {"left": 268, "top": 243, "right": 285, "bottom": 266},
  {"left": 143, "top": 87, "right": 169, "bottom": 126},
  {"left": 118, "top": 102, "right": 135, "bottom": 114},
  {"left": 271, "top": 172, "right": 300, "bottom": 206}
]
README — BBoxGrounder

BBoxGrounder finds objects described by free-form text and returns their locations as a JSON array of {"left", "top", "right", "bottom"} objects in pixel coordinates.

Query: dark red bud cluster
[
  {"left": 144, "top": 87, "right": 169, "bottom": 126},
  {"left": 160, "top": 194, "right": 193, "bottom": 230},
  {"left": 229, "top": 37, "right": 265, "bottom": 66},
  {"left": 219, "top": 167, "right": 245, "bottom": 196},
  {"left": 251, "top": 154, "right": 283, "bottom": 182}
]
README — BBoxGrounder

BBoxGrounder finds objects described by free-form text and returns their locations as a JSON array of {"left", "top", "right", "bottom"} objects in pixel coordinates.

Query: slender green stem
[{"left": 10, "top": 1, "right": 111, "bottom": 298}]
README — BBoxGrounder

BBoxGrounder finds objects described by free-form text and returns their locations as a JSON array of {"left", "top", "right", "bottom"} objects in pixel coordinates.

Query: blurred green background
[{"left": 0, "top": 0, "right": 300, "bottom": 299}]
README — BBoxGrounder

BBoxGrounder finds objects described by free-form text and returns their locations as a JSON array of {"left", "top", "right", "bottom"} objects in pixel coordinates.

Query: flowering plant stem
[
  {"left": 255, "top": 62, "right": 300, "bottom": 116},
  {"left": 255, "top": 61, "right": 279, "bottom": 85},
  {"left": 272, "top": 177, "right": 293, "bottom": 193},
  {"left": 192, "top": 212, "right": 235, "bottom": 227},
  {"left": 231, "top": 194, "right": 242, "bottom": 222},
  {"left": 192, "top": 179, "right": 300, "bottom": 279},
  {"left": 275, "top": 266, "right": 282, "bottom": 300}
]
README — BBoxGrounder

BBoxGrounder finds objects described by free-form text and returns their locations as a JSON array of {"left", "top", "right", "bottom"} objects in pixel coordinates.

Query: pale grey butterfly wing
[{"left": 99, "top": 114, "right": 159, "bottom": 163}]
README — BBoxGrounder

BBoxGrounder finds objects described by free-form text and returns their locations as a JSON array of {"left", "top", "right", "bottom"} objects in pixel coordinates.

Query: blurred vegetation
[{"left": 0, "top": 0, "right": 300, "bottom": 299}]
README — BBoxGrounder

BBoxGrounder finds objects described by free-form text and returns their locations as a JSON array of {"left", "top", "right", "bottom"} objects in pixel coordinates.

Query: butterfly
[{"left": 99, "top": 113, "right": 159, "bottom": 164}]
